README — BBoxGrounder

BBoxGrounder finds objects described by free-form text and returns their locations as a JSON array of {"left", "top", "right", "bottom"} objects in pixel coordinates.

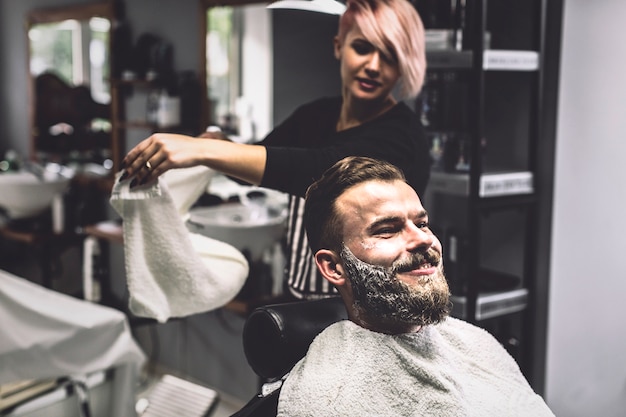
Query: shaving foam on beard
[{"left": 359, "top": 240, "right": 394, "bottom": 251}]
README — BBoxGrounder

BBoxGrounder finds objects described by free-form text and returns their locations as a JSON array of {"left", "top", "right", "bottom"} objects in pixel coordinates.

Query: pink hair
[{"left": 337, "top": 0, "right": 426, "bottom": 99}]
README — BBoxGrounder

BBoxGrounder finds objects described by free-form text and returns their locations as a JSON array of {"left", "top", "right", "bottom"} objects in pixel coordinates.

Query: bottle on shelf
[
  {"left": 146, "top": 88, "right": 160, "bottom": 125},
  {"left": 156, "top": 89, "right": 181, "bottom": 129}
]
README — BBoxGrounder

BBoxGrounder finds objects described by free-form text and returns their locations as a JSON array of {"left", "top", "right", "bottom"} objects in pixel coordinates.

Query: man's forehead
[{"left": 337, "top": 180, "right": 421, "bottom": 218}]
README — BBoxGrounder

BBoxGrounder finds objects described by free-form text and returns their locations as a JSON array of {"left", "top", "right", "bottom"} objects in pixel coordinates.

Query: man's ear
[
  {"left": 315, "top": 249, "right": 346, "bottom": 286},
  {"left": 333, "top": 36, "right": 341, "bottom": 60}
]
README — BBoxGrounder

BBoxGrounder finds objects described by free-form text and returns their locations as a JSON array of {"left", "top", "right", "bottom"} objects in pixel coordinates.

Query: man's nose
[{"left": 406, "top": 223, "right": 434, "bottom": 251}]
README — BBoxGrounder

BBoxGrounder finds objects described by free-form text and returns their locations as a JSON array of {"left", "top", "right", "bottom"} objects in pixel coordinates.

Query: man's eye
[
  {"left": 416, "top": 222, "right": 430, "bottom": 230},
  {"left": 374, "top": 227, "right": 397, "bottom": 236}
]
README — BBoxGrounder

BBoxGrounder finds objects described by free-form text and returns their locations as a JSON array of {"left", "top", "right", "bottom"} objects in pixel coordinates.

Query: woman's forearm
[
  {"left": 121, "top": 133, "right": 267, "bottom": 186},
  {"left": 199, "top": 139, "right": 267, "bottom": 185}
]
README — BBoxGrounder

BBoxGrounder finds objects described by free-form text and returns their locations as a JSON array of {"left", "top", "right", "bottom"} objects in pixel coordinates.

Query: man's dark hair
[{"left": 304, "top": 156, "right": 406, "bottom": 254}]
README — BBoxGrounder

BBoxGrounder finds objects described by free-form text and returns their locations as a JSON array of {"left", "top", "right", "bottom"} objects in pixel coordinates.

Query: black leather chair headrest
[{"left": 242, "top": 297, "right": 348, "bottom": 381}]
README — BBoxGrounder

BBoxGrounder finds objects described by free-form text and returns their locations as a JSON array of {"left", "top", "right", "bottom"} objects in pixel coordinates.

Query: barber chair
[{"left": 232, "top": 296, "right": 348, "bottom": 417}]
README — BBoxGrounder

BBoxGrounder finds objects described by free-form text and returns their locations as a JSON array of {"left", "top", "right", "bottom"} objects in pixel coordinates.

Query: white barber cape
[
  {"left": 0, "top": 269, "right": 145, "bottom": 417},
  {"left": 277, "top": 318, "right": 555, "bottom": 417}
]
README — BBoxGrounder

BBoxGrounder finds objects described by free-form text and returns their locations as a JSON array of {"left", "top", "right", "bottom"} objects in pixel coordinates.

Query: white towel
[
  {"left": 109, "top": 166, "right": 249, "bottom": 323},
  {"left": 277, "top": 318, "right": 555, "bottom": 416}
]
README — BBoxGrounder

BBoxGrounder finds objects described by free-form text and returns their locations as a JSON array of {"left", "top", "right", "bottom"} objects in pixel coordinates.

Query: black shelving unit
[{"left": 417, "top": 0, "right": 562, "bottom": 393}]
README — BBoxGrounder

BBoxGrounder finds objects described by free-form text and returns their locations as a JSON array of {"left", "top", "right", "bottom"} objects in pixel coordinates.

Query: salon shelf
[
  {"left": 419, "top": 0, "right": 561, "bottom": 392},
  {"left": 428, "top": 170, "right": 534, "bottom": 198},
  {"left": 450, "top": 288, "right": 529, "bottom": 322},
  {"left": 426, "top": 50, "right": 473, "bottom": 69},
  {"left": 426, "top": 49, "right": 539, "bottom": 71}
]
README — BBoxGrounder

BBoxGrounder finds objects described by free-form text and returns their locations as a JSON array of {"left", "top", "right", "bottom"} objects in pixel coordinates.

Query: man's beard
[{"left": 340, "top": 245, "right": 450, "bottom": 329}]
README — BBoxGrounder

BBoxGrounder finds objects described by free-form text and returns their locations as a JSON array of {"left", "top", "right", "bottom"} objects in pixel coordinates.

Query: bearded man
[{"left": 275, "top": 156, "right": 554, "bottom": 416}]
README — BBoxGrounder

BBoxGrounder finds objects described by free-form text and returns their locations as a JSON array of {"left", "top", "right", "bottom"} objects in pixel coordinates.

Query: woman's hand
[{"left": 121, "top": 133, "right": 207, "bottom": 186}]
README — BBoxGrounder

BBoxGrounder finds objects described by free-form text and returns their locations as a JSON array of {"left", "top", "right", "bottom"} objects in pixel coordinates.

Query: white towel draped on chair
[{"left": 110, "top": 166, "right": 249, "bottom": 323}]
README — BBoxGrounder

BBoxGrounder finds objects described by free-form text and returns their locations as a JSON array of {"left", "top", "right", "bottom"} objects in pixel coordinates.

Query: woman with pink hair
[{"left": 121, "top": 0, "right": 430, "bottom": 300}]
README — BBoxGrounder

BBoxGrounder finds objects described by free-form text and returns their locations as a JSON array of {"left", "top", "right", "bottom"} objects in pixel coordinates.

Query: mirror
[
  {"left": 27, "top": 2, "right": 114, "bottom": 172},
  {"left": 201, "top": 0, "right": 341, "bottom": 144},
  {"left": 200, "top": 0, "right": 273, "bottom": 143}
]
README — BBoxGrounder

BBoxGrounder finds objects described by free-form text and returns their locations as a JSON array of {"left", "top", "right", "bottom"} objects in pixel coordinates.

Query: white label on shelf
[
  {"left": 428, "top": 171, "right": 534, "bottom": 197},
  {"left": 479, "top": 171, "right": 533, "bottom": 197},
  {"left": 483, "top": 50, "right": 539, "bottom": 71},
  {"left": 450, "top": 288, "right": 529, "bottom": 321}
]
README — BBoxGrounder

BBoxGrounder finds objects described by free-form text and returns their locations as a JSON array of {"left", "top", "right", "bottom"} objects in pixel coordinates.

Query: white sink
[
  {"left": 0, "top": 165, "right": 74, "bottom": 219},
  {"left": 187, "top": 202, "right": 287, "bottom": 261}
]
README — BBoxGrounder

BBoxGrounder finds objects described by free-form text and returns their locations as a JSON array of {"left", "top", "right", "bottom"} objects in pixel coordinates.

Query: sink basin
[
  {"left": 0, "top": 166, "right": 73, "bottom": 219},
  {"left": 187, "top": 203, "right": 287, "bottom": 260}
]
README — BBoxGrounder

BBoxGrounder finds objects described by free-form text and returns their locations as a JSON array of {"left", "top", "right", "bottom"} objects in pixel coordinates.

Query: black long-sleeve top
[{"left": 258, "top": 96, "right": 431, "bottom": 299}]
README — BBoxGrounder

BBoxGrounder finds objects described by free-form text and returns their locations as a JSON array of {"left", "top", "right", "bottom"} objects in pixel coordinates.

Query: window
[
  {"left": 29, "top": 17, "right": 110, "bottom": 104},
  {"left": 206, "top": 5, "right": 272, "bottom": 142}
]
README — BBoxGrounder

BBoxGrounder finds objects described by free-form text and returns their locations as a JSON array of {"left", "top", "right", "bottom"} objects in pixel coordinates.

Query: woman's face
[{"left": 334, "top": 26, "right": 400, "bottom": 104}]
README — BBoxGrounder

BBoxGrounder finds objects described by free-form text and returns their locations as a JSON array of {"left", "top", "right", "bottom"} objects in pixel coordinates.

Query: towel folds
[{"left": 110, "top": 166, "right": 249, "bottom": 323}]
